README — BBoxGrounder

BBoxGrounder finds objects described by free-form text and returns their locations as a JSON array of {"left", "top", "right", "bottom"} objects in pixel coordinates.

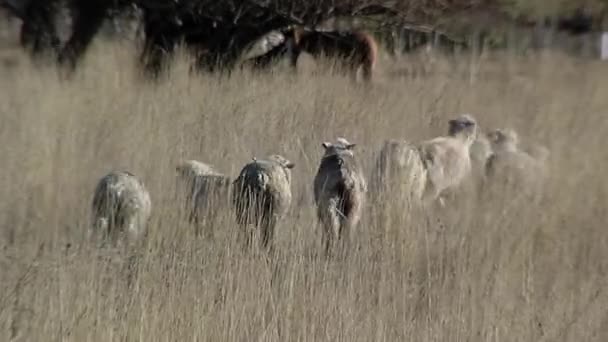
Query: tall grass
[{"left": 0, "top": 42, "right": 607, "bottom": 341}]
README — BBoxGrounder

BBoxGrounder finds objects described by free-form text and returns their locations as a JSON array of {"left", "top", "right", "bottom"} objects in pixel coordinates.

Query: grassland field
[{"left": 0, "top": 39, "right": 607, "bottom": 341}]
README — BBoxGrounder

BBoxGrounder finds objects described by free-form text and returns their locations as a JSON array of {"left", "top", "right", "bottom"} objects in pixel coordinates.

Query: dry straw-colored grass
[{"left": 0, "top": 41, "right": 607, "bottom": 341}]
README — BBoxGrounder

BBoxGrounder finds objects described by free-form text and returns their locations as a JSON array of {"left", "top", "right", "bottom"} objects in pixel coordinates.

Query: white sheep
[
  {"left": 417, "top": 114, "right": 478, "bottom": 203},
  {"left": 484, "top": 128, "right": 549, "bottom": 197},
  {"left": 175, "top": 160, "right": 231, "bottom": 231},
  {"left": 370, "top": 139, "right": 427, "bottom": 208}
]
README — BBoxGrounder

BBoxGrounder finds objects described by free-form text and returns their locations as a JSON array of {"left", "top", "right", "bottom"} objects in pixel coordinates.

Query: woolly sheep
[
  {"left": 467, "top": 132, "right": 494, "bottom": 193},
  {"left": 313, "top": 138, "right": 367, "bottom": 253},
  {"left": 370, "top": 139, "right": 427, "bottom": 208},
  {"left": 232, "top": 154, "right": 294, "bottom": 249},
  {"left": 175, "top": 160, "right": 232, "bottom": 230},
  {"left": 90, "top": 171, "right": 152, "bottom": 246},
  {"left": 484, "top": 128, "right": 549, "bottom": 196},
  {"left": 470, "top": 133, "right": 493, "bottom": 173},
  {"left": 418, "top": 114, "right": 478, "bottom": 203}
]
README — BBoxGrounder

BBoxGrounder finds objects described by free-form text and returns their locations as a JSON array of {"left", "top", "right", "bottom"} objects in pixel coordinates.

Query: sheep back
[
  {"left": 90, "top": 171, "right": 151, "bottom": 243},
  {"left": 371, "top": 139, "right": 427, "bottom": 205},
  {"left": 232, "top": 158, "right": 292, "bottom": 226}
]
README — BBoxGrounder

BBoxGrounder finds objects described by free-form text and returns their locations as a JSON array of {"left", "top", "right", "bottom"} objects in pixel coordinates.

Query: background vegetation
[{"left": 0, "top": 31, "right": 607, "bottom": 341}]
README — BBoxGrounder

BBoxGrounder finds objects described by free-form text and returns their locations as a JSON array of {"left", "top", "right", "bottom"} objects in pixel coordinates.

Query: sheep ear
[
  {"left": 322, "top": 142, "right": 331, "bottom": 149},
  {"left": 285, "top": 162, "right": 295, "bottom": 169},
  {"left": 346, "top": 143, "right": 356, "bottom": 150}
]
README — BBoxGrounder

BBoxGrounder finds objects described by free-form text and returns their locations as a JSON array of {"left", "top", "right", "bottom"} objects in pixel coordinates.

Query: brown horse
[
  {"left": 290, "top": 28, "right": 378, "bottom": 82},
  {"left": 240, "top": 26, "right": 378, "bottom": 82}
]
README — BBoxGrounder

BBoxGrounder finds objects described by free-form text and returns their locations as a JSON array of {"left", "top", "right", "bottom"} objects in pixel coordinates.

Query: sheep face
[
  {"left": 176, "top": 162, "right": 196, "bottom": 181},
  {"left": 267, "top": 154, "right": 295, "bottom": 184},
  {"left": 448, "top": 114, "right": 477, "bottom": 145},
  {"left": 322, "top": 137, "right": 356, "bottom": 157},
  {"left": 267, "top": 154, "right": 295, "bottom": 169},
  {"left": 487, "top": 128, "right": 519, "bottom": 152}
]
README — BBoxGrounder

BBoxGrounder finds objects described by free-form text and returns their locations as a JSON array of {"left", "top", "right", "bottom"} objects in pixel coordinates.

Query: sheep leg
[
  {"left": 349, "top": 65, "right": 360, "bottom": 83},
  {"left": 90, "top": 217, "right": 107, "bottom": 245},
  {"left": 188, "top": 205, "right": 203, "bottom": 237},
  {"left": 338, "top": 220, "right": 350, "bottom": 259},
  {"left": 322, "top": 207, "right": 341, "bottom": 258},
  {"left": 437, "top": 196, "right": 446, "bottom": 208},
  {"left": 125, "top": 220, "right": 139, "bottom": 245},
  {"left": 361, "top": 61, "right": 373, "bottom": 83},
  {"left": 323, "top": 233, "right": 335, "bottom": 258},
  {"left": 260, "top": 216, "right": 276, "bottom": 251},
  {"left": 288, "top": 42, "right": 301, "bottom": 70},
  {"left": 203, "top": 208, "right": 217, "bottom": 241},
  {"left": 237, "top": 223, "right": 254, "bottom": 250},
  {"left": 422, "top": 182, "right": 440, "bottom": 205}
]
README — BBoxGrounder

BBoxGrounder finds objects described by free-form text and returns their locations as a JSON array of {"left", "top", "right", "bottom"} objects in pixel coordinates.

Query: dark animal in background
[
  {"left": 239, "top": 26, "right": 379, "bottom": 82},
  {"left": 56, "top": 1, "right": 294, "bottom": 76},
  {"left": 290, "top": 28, "right": 378, "bottom": 82},
  {"left": 58, "top": 0, "right": 138, "bottom": 71}
]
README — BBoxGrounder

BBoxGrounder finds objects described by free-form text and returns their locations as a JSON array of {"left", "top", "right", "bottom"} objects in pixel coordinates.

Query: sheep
[
  {"left": 467, "top": 132, "right": 494, "bottom": 193},
  {"left": 90, "top": 171, "right": 152, "bottom": 246},
  {"left": 370, "top": 139, "right": 427, "bottom": 208},
  {"left": 237, "top": 29, "right": 288, "bottom": 69},
  {"left": 470, "top": 133, "right": 493, "bottom": 173},
  {"left": 484, "top": 128, "right": 549, "bottom": 197},
  {"left": 232, "top": 154, "right": 294, "bottom": 249},
  {"left": 417, "top": 114, "right": 478, "bottom": 203},
  {"left": 313, "top": 138, "right": 367, "bottom": 254},
  {"left": 175, "top": 160, "right": 232, "bottom": 233},
  {"left": 176, "top": 159, "right": 222, "bottom": 179}
]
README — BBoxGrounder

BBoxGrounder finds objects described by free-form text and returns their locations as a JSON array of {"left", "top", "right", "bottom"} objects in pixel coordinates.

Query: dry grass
[{"left": 0, "top": 41, "right": 607, "bottom": 341}]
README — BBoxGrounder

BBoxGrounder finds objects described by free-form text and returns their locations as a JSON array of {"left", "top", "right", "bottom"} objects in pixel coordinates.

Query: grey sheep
[
  {"left": 175, "top": 160, "right": 232, "bottom": 229},
  {"left": 370, "top": 139, "right": 427, "bottom": 208},
  {"left": 90, "top": 171, "right": 152, "bottom": 246},
  {"left": 232, "top": 154, "right": 294, "bottom": 249},
  {"left": 313, "top": 138, "right": 367, "bottom": 253},
  {"left": 418, "top": 114, "right": 478, "bottom": 203},
  {"left": 484, "top": 128, "right": 549, "bottom": 196}
]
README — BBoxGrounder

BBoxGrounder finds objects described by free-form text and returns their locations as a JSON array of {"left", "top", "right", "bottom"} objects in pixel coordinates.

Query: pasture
[{"left": 0, "top": 41, "right": 607, "bottom": 341}]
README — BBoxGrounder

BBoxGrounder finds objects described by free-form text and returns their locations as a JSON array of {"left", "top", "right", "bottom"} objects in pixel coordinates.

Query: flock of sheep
[{"left": 90, "top": 114, "right": 549, "bottom": 254}]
